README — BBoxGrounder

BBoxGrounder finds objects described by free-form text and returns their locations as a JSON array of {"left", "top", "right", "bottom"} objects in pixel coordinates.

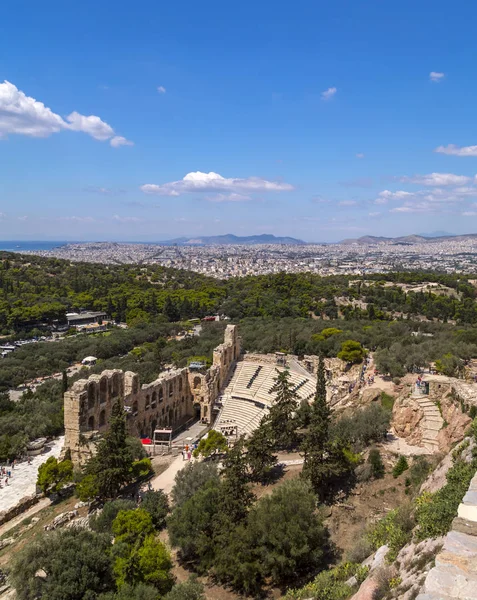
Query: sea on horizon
[{"left": 0, "top": 241, "right": 68, "bottom": 252}]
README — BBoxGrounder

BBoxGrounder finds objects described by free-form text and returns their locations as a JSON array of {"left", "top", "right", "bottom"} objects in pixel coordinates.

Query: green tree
[
  {"left": 112, "top": 509, "right": 154, "bottom": 546},
  {"left": 170, "top": 461, "right": 219, "bottom": 508},
  {"left": 61, "top": 369, "right": 68, "bottom": 394},
  {"left": 164, "top": 576, "right": 205, "bottom": 600},
  {"left": 368, "top": 448, "right": 385, "bottom": 479},
  {"left": 10, "top": 528, "right": 114, "bottom": 600},
  {"left": 392, "top": 456, "right": 409, "bottom": 478},
  {"left": 37, "top": 456, "right": 73, "bottom": 495},
  {"left": 90, "top": 499, "right": 137, "bottom": 534},
  {"left": 168, "top": 478, "right": 221, "bottom": 571},
  {"left": 267, "top": 369, "right": 299, "bottom": 449},
  {"left": 193, "top": 429, "right": 228, "bottom": 458},
  {"left": 302, "top": 355, "right": 350, "bottom": 502},
  {"left": 337, "top": 340, "right": 366, "bottom": 363},
  {"left": 83, "top": 400, "right": 135, "bottom": 500},
  {"left": 140, "top": 490, "right": 170, "bottom": 530},
  {"left": 99, "top": 583, "right": 160, "bottom": 600},
  {"left": 245, "top": 422, "right": 277, "bottom": 483}
]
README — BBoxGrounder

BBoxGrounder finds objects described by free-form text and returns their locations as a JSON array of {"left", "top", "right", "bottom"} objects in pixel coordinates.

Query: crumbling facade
[{"left": 64, "top": 325, "right": 240, "bottom": 464}]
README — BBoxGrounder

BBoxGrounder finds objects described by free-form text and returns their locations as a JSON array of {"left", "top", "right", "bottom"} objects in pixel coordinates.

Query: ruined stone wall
[{"left": 64, "top": 325, "right": 240, "bottom": 464}]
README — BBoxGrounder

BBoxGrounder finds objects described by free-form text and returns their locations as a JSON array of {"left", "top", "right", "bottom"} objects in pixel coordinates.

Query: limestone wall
[
  {"left": 416, "top": 470, "right": 477, "bottom": 599},
  {"left": 64, "top": 325, "right": 240, "bottom": 464}
]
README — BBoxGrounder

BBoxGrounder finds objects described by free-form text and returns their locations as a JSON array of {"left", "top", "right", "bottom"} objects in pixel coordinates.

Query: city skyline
[{"left": 3, "top": 1, "right": 477, "bottom": 241}]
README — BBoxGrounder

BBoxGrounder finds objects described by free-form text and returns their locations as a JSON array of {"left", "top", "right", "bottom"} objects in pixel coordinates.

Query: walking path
[
  {"left": 0, "top": 437, "right": 64, "bottom": 513},
  {"left": 149, "top": 454, "right": 186, "bottom": 495}
]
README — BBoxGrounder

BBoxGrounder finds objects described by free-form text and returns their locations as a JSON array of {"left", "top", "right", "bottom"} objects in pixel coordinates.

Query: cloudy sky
[{"left": 2, "top": 0, "right": 477, "bottom": 242}]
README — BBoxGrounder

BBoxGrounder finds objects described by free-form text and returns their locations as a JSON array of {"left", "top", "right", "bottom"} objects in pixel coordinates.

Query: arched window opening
[
  {"left": 99, "top": 410, "right": 106, "bottom": 427},
  {"left": 193, "top": 376, "right": 201, "bottom": 390},
  {"left": 88, "top": 415, "right": 95, "bottom": 431},
  {"left": 100, "top": 378, "right": 108, "bottom": 404},
  {"left": 88, "top": 383, "right": 96, "bottom": 410}
]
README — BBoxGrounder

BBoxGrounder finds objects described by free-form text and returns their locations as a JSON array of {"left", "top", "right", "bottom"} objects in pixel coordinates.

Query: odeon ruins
[{"left": 64, "top": 325, "right": 241, "bottom": 463}]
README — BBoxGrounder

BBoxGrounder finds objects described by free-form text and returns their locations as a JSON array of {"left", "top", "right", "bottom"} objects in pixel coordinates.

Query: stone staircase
[{"left": 412, "top": 389, "right": 444, "bottom": 452}]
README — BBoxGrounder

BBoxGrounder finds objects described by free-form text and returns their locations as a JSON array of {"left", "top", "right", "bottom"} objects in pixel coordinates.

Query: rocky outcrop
[
  {"left": 416, "top": 472, "right": 477, "bottom": 600},
  {"left": 392, "top": 394, "right": 425, "bottom": 445},
  {"left": 44, "top": 510, "right": 78, "bottom": 531}
]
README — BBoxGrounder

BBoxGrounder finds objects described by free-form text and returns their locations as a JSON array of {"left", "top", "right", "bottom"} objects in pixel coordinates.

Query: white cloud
[
  {"left": 157, "top": 86, "right": 166, "bottom": 94},
  {"left": 390, "top": 202, "right": 435, "bottom": 214},
  {"left": 321, "top": 87, "right": 337, "bottom": 101},
  {"left": 375, "top": 190, "right": 415, "bottom": 204},
  {"left": 204, "top": 193, "right": 252, "bottom": 203},
  {"left": 66, "top": 111, "right": 114, "bottom": 141},
  {"left": 356, "top": 153, "right": 365, "bottom": 159},
  {"left": 429, "top": 71, "right": 445, "bottom": 82},
  {"left": 140, "top": 171, "right": 294, "bottom": 196},
  {"left": 462, "top": 211, "right": 477, "bottom": 216},
  {"left": 113, "top": 215, "right": 142, "bottom": 223},
  {"left": 57, "top": 216, "right": 96, "bottom": 222},
  {"left": 311, "top": 195, "right": 331, "bottom": 204},
  {"left": 398, "top": 172, "right": 471, "bottom": 186},
  {"left": 338, "top": 200, "right": 358, "bottom": 206},
  {"left": 0, "top": 80, "right": 132, "bottom": 147},
  {"left": 435, "top": 144, "right": 477, "bottom": 157},
  {"left": 368, "top": 212, "right": 381, "bottom": 217},
  {"left": 110, "top": 135, "right": 134, "bottom": 148}
]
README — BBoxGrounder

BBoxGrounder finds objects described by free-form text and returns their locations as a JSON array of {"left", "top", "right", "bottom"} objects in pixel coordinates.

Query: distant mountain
[
  {"left": 340, "top": 233, "right": 477, "bottom": 245},
  {"left": 417, "top": 230, "right": 454, "bottom": 238},
  {"left": 160, "top": 234, "right": 306, "bottom": 246}
]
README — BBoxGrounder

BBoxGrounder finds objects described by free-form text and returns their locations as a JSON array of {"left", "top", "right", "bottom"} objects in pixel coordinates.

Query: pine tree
[
  {"left": 245, "top": 423, "right": 277, "bottom": 483},
  {"left": 84, "top": 400, "right": 134, "bottom": 500},
  {"left": 266, "top": 369, "right": 299, "bottom": 450},
  {"left": 301, "top": 355, "right": 349, "bottom": 502},
  {"left": 216, "top": 437, "right": 255, "bottom": 527},
  {"left": 61, "top": 370, "right": 68, "bottom": 395}
]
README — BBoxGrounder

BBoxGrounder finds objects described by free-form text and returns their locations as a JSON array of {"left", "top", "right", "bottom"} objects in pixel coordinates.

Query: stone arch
[
  {"left": 112, "top": 373, "right": 120, "bottom": 397},
  {"left": 100, "top": 377, "right": 108, "bottom": 404},
  {"left": 145, "top": 394, "right": 150, "bottom": 410},
  {"left": 169, "top": 381, "right": 174, "bottom": 397},
  {"left": 88, "top": 383, "right": 96, "bottom": 410},
  {"left": 132, "top": 377, "right": 139, "bottom": 395},
  {"left": 132, "top": 400, "right": 138, "bottom": 416},
  {"left": 88, "top": 415, "right": 95, "bottom": 431},
  {"left": 99, "top": 409, "right": 106, "bottom": 427},
  {"left": 159, "top": 387, "right": 164, "bottom": 403},
  {"left": 193, "top": 376, "right": 201, "bottom": 390},
  {"left": 151, "top": 391, "right": 157, "bottom": 407}
]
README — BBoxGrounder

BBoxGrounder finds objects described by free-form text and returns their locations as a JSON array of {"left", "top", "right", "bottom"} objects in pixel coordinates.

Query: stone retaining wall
[{"left": 416, "top": 471, "right": 477, "bottom": 599}]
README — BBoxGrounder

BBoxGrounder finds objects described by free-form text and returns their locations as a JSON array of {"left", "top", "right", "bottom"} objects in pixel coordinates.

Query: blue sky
[{"left": 2, "top": 0, "right": 477, "bottom": 242}]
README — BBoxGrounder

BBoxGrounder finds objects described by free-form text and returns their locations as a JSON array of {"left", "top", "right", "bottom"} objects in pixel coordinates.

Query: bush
[
  {"left": 337, "top": 340, "right": 366, "bottom": 363},
  {"left": 367, "top": 504, "right": 414, "bottom": 562},
  {"left": 416, "top": 458, "right": 477, "bottom": 539},
  {"left": 333, "top": 404, "right": 391, "bottom": 450},
  {"left": 285, "top": 562, "right": 369, "bottom": 600},
  {"left": 392, "top": 456, "right": 409, "bottom": 478},
  {"left": 368, "top": 449, "right": 385, "bottom": 479},
  {"left": 140, "top": 490, "right": 170, "bottom": 530},
  {"left": 344, "top": 536, "right": 374, "bottom": 564},
  {"left": 90, "top": 499, "right": 136, "bottom": 534},
  {"left": 170, "top": 461, "right": 219, "bottom": 508},
  {"left": 380, "top": 392, "right": 395, "bottom": 411},
  {"left": 164, "top": 576, "right": 205, "bottom": 600},
  {"left": 193, "top": 430, "right": 228, "bottom": 458}
]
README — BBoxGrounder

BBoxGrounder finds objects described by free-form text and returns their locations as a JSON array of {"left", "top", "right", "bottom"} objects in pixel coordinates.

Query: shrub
[
  {"left": 368, "top": 504, "right": 414, "bottom": 561},
  {"left": 170, "top": 461, "right": 219, "bottom": 508},
  {"left": 164, "top": 576, "right": 205, "bottom": 600},
  {"left": 392, "top": 455, "right": 409, "bottom": 478},
  {"left": 285, "top": 562, "right": 369, "bottom": 600},
  {"left": 416, "top": 458, "right": 477, "bottom": 539},
  {"left": 333, "top": 404, "right": 391, "bottom": 449},
  {"left": 90, "top": 499, "right": 136, "bottom": 534},
  {"left": 140, "top": 490, "right": 169, "bottom": 530},
  {"left": 193, "top": 430, "right": 228, "bottom": 458},
  {"left": 470, "top": 405, "right": 477, "bottom": 419},
  {"left": 380, "top": 392, "right": 395, "bottom": 411},
  {"left": 368, "top": 448, "right": 385, "bottom": 479}
]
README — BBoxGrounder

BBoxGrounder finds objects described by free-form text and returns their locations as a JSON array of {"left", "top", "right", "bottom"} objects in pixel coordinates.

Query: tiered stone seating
[
  {"left": 216, "top": 360, "right": 317, "bottom": 437},
  {"left": 215, "top": 396, "right": 268, "bottom": 438}
]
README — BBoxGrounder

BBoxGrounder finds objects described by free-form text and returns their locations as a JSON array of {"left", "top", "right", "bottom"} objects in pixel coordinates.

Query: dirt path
[{"left": 0, "top": 497, "right": 50, "bottom": 537}]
